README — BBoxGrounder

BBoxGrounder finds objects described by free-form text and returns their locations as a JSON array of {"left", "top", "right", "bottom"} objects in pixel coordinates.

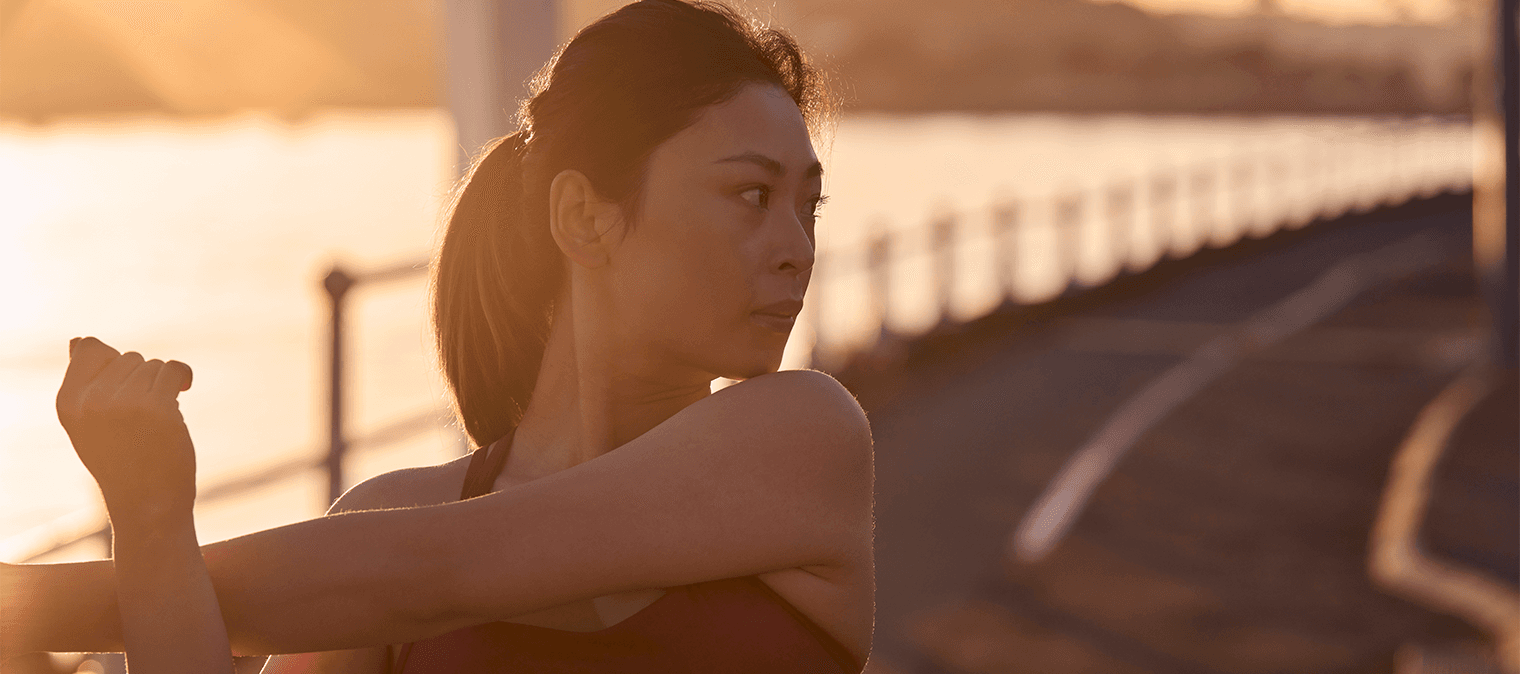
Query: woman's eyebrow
[{"left": 715, "top": 152, "right": 823, "bottom": 179}]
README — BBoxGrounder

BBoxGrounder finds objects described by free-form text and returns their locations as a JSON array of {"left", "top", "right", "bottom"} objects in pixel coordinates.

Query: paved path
[{"left": 845, "top": 195, "right": 1517, "bottom": 674}]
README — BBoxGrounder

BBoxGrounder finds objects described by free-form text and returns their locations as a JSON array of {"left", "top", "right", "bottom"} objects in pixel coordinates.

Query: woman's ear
[{"left": 548, "top": 169, "right": 622, "bottom": 269}]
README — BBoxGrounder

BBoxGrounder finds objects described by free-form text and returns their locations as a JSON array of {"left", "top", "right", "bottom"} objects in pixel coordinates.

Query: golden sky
[
  {"left": 1093, "top": 0, "right": 1473, "bottom": 25},
  {"left": 557, "top": 0, "right": 1477, "bottom": 35}
]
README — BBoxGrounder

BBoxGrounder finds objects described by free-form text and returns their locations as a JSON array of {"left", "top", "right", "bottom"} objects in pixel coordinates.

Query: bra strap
[
  {"left": 394, "top": 430, "right": 518, "bottom": 673},
  {"left": 459, "top": 428, "right": 516, "bottom": 500}
]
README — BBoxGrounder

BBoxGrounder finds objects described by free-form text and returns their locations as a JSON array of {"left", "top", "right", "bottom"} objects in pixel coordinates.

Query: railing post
[
  {"left": 1230, "top": 156, "right": 1256, "bottom": 237},
  {"left": 1190, "top": 164, "right": 1216, "bottom": 248},
  {"left": 931, "top": 211, "right": 957, "bottom": 324},
  {"left": 867, "top": 223, "right": 893, "bottom": 340},
  {"left": 323, "top": 266, "right": 355, "bottom": 507},
  {"left": 1307, "top": 139, "right": 1325, "bottom": 220},
  {"left": 1105, "top": 181, "right": 1133, "bottom": 274},
  {"left": 992, "top": 199, "right": 1019, "bottom": 300},
  {"left": 805, "top": 257, "right": 825, "bottom": 367},
  {"left": 1055, "top": 191, "right": 1083, "bottom": 289},
  {"left": 1150, "top": 171, "right": 1176, "bottom": 259},
  {"left": 1265, "top": 154, "right": 1289, "bottom": 228}
]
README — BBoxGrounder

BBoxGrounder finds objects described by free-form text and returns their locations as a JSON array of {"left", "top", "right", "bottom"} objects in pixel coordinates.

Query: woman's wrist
[
  {"left": 111, "top": 507, "right": 234, "bottom": 674},
  {"left": 106, "top": 500, "right": 197, "bottom": 546}
]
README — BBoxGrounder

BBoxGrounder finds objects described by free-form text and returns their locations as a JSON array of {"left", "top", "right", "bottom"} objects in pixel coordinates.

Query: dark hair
[{"left": 432, "top": 0, "right": 833, "bottom": 447}]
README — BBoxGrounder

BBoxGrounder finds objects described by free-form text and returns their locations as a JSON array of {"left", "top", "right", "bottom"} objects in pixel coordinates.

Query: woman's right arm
[
  {"left": 6, "top": 368, "right": 872, "bottom": 660},
  {"left": 256, "top": 465, "right": 441, "bottom": 674}
]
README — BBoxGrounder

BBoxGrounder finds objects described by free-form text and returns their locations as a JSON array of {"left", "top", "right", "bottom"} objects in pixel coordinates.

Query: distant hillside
[{"left": 770, "top": 0, "right": 1476, "bottom": 114}]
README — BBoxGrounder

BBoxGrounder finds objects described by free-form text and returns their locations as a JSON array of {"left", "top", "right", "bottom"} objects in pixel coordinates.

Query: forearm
[
  {"left": 111, "top": 510, "right": 232, "bottom": 674},
  {"left": 2, "top": 559, "right": 122, "bottom": 658},
  {"left": 203, "top": 509, "right": 457, "bottom": 655},
  {"left": 6, "top": 508, "right": 456, "bottom": 658}
]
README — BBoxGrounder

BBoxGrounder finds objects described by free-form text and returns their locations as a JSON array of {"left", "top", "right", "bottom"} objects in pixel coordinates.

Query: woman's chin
[{"left": 717, "top": 350, "right": 786, "bottom": 381}]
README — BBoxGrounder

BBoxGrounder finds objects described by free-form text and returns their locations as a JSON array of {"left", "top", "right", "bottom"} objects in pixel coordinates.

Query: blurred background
[{"left": 1, "top": 0, "right": 1515, "bottom": 672}]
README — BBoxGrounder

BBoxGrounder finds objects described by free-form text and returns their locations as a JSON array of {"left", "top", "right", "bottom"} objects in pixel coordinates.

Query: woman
[{"left": 2, "top": 1, "right": 874, "bottom": 672}]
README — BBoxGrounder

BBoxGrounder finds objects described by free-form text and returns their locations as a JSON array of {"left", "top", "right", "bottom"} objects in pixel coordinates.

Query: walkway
[{"left": 848, "top": 195, "right": 1518, "bottom": 674}]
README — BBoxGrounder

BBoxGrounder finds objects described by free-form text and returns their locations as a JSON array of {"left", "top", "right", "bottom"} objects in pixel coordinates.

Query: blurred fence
[
  {"left": 0, "top": 262, "right": 444, "bottom": 564},
  {"left": 1, "top": 116, "right": 1473, "bottom": 564},
  {"left": 803, "top": 116, "right": 1473, "bottom": 368}
]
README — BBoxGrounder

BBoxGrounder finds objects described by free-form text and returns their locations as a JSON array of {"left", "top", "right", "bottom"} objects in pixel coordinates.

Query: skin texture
[{"left": 1, "top": 82, "right": 874, "bottom": 672}]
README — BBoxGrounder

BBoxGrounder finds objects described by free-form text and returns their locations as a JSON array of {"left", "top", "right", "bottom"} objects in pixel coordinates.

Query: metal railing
[
  {"left": 319, "top": 259, "right": 435, "bottom": 505},
  {"left": 3, "top": 260, "right": 445, "bottom": 563},
  {"left": 802, "top": 117, "right": 1473, "bottom": 368}
]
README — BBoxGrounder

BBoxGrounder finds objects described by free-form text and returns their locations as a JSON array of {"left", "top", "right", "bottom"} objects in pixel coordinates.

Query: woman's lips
[
  {"left": 751, "top": 311, "right": 797, "bottom": 333},
  {"left": 751, "top": 299, "right": 802, "bottom": 333}
]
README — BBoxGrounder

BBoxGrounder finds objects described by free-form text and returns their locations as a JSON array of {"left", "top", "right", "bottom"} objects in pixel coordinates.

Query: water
[{"left": 0, "top": 110, "right": 1471, "bottom": 561}]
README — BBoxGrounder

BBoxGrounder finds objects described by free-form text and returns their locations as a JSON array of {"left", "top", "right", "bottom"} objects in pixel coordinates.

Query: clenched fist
[{"left": 56, "top": 337, "right": 197, "bottom": 525}]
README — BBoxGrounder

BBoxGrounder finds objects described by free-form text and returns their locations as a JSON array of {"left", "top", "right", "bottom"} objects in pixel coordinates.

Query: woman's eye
[
  {"left": 805, "top": 194, "right": 830, "bottom": 221},
  {"left": 741, "top": 186, "right": 770, "bottom": 210}
]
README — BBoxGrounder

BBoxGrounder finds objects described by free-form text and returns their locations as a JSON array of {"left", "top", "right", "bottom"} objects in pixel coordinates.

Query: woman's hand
[
  {"left": 55, "top": 336, "right": 195, "bottom": 525},
  {"left": 54, "top": 336, "right": 232, "bottom": 674}
]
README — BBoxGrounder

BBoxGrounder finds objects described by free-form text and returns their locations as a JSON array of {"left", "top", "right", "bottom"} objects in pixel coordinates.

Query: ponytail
[{"left": 432, "top": 130, "right": 564, "bottom": 447}]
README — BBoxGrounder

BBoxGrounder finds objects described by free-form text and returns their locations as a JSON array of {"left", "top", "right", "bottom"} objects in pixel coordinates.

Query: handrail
[
  {"left": 2, "top": 260, "right": 438, "bottom": 563},
  {"left": 320, "top": 259, "right": 431, "bottom": 506},
  {"left": 2, "top": 407, "right": 450, "bottom": 562},
  {"left": 804, "top": 117, "right": 1473, "bottom": 368}
]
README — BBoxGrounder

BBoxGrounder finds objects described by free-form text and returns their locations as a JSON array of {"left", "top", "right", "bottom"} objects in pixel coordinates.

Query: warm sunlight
[{"left": 1094, "top": 0, "right": 1470, "bottom": 24}]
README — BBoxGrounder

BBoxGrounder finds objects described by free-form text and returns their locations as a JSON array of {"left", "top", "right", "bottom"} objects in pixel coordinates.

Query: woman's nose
[{"left": 775, "top": 213, "right": 815, "bottom": 275}]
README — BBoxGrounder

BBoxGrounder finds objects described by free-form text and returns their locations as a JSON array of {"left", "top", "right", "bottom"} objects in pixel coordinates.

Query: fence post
[
  {"left": 1105, "top": 181, "right": 1133, "bottom": 274},
  {"left": 1306, "top": 140, "right": 1325, "bottom": 221},
  {"left": 931, "top": 211, "right": 957, "bottom": 324},
  {"left": 1265, "top": 154, "right": 1289, "bottom": 229},
  {"left": 1190, "top": 164, "right": 1216, "bottom": 248},
  {"left": 805, "top": 256, "right": 824, "bottom": 367},
  {"left": 993, "top": 199, "right": 1019, "bottom": 300},
  {"left": 867, "top": 224, "right": 893, "bottom": 340},
  {"left": 1055, "top": 191, "right": 1083, "bottom": 288},
  {"left": 322, "top": 266, "right": 355, "bottom": 507},
  {"left": 1230, "top": 156, "right": 1256, "bottom": 238},
  {"left": 1150, "top": 171, "right": 1176, "bottom": 260}
]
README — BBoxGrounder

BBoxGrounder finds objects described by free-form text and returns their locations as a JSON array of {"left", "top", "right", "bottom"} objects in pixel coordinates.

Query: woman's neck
[{"left": 511, "top": 295, "right": 710, "bottom": 479}]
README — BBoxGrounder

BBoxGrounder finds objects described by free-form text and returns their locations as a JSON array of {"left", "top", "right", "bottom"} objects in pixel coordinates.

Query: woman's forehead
[{"left": 653, "top": 83, "right": 819, "bottom": 177}]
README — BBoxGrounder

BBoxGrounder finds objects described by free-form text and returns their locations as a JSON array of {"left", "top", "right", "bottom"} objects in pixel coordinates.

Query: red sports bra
[{"left": 386, "top": 431, "right": 863, "bottom": 673}]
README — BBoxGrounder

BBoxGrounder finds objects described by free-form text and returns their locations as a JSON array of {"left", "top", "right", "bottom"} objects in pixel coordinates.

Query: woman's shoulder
[
  {"left": 326, "top": 452, "right": 476, "bottom": 515},
  {"left": 689, "top": 369, "right": 874, "bottom": 511},
  {"left": 707, "top": 370, "right": 870, "bottom": 443}
]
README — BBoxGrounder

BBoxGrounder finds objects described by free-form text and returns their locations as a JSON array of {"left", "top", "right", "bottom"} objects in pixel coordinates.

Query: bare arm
[
  {"left": 6, "top": 369, "right": 872, "bottom": 658},
  {"left": 52, "top": 339, "right": 232, "bottom": 674},
  {"left": 110, "top": 510, "right": 232, "bottom": 674},
  {"left": 256, "top": 465, "right": 447, "bottom": 674}
]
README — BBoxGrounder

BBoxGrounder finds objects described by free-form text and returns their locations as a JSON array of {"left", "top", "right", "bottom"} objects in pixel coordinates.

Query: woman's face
[{"left": 603, "top": 82, "right": 823, "bottom": 381}]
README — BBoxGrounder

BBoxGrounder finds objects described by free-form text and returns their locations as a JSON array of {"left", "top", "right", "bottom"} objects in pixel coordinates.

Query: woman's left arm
[{"left": 54, "top": 338, "right": 232, "bottom": 674}]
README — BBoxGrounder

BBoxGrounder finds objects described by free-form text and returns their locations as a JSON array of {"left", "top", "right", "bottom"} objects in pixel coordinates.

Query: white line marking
[{"left": 1008, "top": 231, "right": 1445, "bottom": 563}]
